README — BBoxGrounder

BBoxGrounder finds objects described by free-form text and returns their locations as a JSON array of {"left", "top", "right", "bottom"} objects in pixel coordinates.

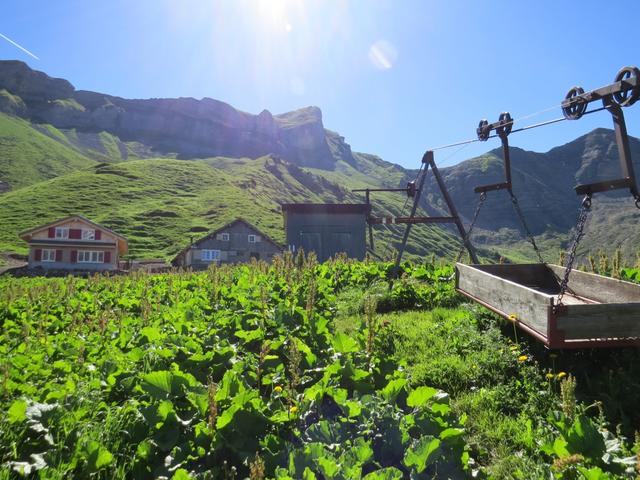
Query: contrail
[{"left": 0, "top": 32, "right": 39, "bottom": 60}]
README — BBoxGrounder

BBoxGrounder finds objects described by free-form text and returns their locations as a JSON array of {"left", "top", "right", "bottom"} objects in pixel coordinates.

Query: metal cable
[{"left": 428, "top": 105, "right": 610, "bottom": 153}]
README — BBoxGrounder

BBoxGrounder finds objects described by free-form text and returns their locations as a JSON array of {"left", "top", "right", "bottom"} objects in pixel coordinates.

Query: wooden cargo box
[{"left": 456, "top": 263, "right": 640, "bottom": 348}]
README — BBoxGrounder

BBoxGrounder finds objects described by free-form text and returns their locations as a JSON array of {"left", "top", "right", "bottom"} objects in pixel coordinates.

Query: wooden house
[
  {"left": 19, "top": 215, "right": 128, "bottom": 271},
  {"left": 282, "top": 203, "right": 369, "bottom": 261},
  {"left": 172, "top": 219, "right": 281, "bottom": 269}
]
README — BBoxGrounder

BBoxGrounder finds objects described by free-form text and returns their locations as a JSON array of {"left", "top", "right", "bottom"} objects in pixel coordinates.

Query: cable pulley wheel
[
  {"left": 612, "top": 66, "right": 640, "bottom": 107},
  {"left": 477, "top": 119, "right": 490, "bottom": 141},
  {"left": 496, "top": 112, "right": 513, "bottom": 137},
  {"left": 562, "top": 86, "right": 587, "bottom": 120}
]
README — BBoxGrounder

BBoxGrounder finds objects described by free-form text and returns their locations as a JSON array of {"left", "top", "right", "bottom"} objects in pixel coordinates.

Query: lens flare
[{"left": 368, "top": 40, "right": 397, "bottom": 71}]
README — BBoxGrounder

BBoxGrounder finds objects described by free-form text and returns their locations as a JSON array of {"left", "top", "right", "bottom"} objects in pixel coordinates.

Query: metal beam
[
  {"left": 369, "top": 216, "right": 456, "bottom": 225},
  {"left": 429, "top": 156, "right": 480, "bottom": 264}
]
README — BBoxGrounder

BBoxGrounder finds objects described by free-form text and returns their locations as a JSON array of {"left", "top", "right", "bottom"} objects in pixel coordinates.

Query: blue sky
[{"left": 1, "top": 0, "right": 639, "bottom": 168}]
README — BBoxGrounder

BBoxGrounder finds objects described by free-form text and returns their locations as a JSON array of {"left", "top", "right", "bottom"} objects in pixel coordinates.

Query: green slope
[
  {"left": 0, "top": 155, "right": 468, "bottom": 260},
  {"left": 0, "top": 112, "right": 96, "bottom": 190}
]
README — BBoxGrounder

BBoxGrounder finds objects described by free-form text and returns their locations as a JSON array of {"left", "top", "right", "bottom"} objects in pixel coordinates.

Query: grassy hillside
[
  {"left": 0, "top": 110, "right": 166, "bottom": 194},
  {"left": 0, "top": 113, "right": 96, "bottom": 190},
  {"left": 0, "top": 155, "right": 470, "bottom": 260}
]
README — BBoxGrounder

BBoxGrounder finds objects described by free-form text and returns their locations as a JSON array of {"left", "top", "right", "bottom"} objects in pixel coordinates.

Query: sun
[{"left": 255, "top": 0, "right": 296, "bottom": 34}]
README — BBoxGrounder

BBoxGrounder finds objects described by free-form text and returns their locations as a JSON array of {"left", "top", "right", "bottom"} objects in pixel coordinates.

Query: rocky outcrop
[
  {"left": 0, "top": 60, "right": 354, "bottom": 169},
  {"left": 0, "top": 60, "right": 74, "bottom": 102}
]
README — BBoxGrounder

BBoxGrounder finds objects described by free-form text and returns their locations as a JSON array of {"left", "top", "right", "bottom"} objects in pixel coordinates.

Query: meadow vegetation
[{"left": 1, "top": 256, "right": 639, "bottom": 479}]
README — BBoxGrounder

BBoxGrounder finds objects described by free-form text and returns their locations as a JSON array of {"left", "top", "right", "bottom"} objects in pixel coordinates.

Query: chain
[
  {"left": 554, "top": 194, "right": 592, "bottom": 312},
  {"left": 508, "top": 190, "right": 546, "bottom": 264},
  {"left": 635, "top": 194, "right": 640, "bottom": 209},
  {"left": 440, "top": 192, "right": 486, "bottom": 282},
  {"left": 454, "top": 192, "right": 486, "bottom": 265}
]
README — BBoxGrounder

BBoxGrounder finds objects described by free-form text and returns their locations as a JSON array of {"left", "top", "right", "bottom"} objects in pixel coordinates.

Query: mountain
[
  {"left": 0, "top": 60, "right": 639, "bottom": 263},
  {"left": 422, "top": 129, "right": 640, "bottom": 261},
  {"left": 0, "top": 60, "right": 352, "bottom": 171}
]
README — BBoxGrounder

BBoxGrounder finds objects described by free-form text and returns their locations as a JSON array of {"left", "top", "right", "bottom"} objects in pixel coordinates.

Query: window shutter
[
  {"left": 55, "top": 250, "right": 62, "bottom": 261},
  {"left": 95, "top": 230, "right": 102, "bottom": 240},
  {"left": 104, "top": 251, "right": 111, "bottom": 263},
  {"left": 48, "top": 227, "right": 55, "bottom": 238},
  {"left": 70, "top": 250, "right": 77, "bottom": 263},
  {"left": 70, "top": 229, "right": 82, "bottom": 239},
  {"left": 35, "top": 249, "right": 42, "bottom": 261}
]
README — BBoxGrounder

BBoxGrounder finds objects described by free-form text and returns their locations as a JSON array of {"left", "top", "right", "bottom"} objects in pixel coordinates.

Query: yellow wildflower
[
  {"left": 508, "top": 313, "right": 518, "bottom": 321},
  {"left": 289, "top": 405, "right": 298, "bottom": 413},
  {"left": 274, "top": 386, "right": 283, "bottom": 393},
  {"left": 545, "top": 373, "right": 554, "bottom": 379},
  {"left": 557, "top": 371, "right": 567, "bottom": 379},
  {"left": 518, "top": 355, "right": 528, "bottom": 362}
]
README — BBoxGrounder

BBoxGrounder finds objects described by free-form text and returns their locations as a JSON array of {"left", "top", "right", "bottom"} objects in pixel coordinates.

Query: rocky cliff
[{"left": 0, "top": 60, "right": 349, "bottom": 168}]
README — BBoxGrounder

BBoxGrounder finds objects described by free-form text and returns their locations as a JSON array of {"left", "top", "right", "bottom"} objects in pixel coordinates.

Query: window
[
  {"left": 216, "top": 233, "right": 230, "bottom": 241},
  {"left": 55, "top": 227, "right": 69, "bottom": 239},
  {"left": 201, "top": 249, "right": 220, "bottom": 261},
  {"left": 41, "top": 249, "right": 56, "bottom": 262},
  {"left": 82, "top": 229, "right": 95, "bottom": 240},
  {"left": 77, "top": 251, "right": 104, "bottom": 263},
  {"left": 248, "top": 234, "right": 260, "bottom": 243}
]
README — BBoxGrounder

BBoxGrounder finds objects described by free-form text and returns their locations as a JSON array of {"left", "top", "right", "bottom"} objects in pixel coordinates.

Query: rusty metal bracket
[
  {"left": 563, "top": 66, "right": 640, "bottom": 200},
  {"left": 474, "top": 112, "right": 514, "bottom": 194}
]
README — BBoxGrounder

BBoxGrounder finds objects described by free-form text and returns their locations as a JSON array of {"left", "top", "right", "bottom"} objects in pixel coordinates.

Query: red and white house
[{"left": 19, "top": 215, "right": 128, "bottom": 271}]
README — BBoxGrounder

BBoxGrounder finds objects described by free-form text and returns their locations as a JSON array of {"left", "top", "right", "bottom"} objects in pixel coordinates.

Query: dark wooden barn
[{"left": 282, "top": 203, "right": 369, "bottom": 262}]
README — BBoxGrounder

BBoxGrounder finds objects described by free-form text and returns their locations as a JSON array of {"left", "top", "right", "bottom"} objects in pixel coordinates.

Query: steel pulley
[
  {"left": 406, "top": 181, "right": 417, "bottom": 198},
  {"left": 562, "top": 86, "right": 587, "bottom": 120},
  {"left": 477, "top": 119, "right": 490, "bottom": 141},
  {"left": 496, "top": 112, "right": 513, "bottom": 137},
  {"left": 612, "top": 66, "right": 640, "bottom": 107}
]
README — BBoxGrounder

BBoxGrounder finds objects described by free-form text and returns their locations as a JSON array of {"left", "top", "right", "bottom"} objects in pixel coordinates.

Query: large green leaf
[
  {"left": 403, "top": 436, "right": 441, "bottom": 473},
  {"left": 332, "top": 332, "right": 359, "bottom": 353},
  {"left": 83, "top": 441, "right": 113, "bottom": 472},
  {"left": 565, "top": 415, "right": 606, "bottom": 459},
  {"left": 577, "top": 466, "right": 612, "bottom": 480},
  {"left": 8, "top": 398, "right": 27, "bottom": 423},
  {"left": 141, "top": 371, "right": 173, "bottom": 398},
  {"left": 380, "top": 378, "right": 407, "bottom": 404},
  {"left": 172, "top": 468, "right": 194, "bottom": 479},
  {"left": 407, "top": 386, "right": 438, "bottom": 408},
  {"left": 363, "top": 467, "right": 404, "bottom": 480}
]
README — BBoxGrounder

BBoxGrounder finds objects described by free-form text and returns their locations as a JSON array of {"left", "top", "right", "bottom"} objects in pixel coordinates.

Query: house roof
[
  {"left": 281, "top": 203, "right": 370, "bottom": 215},
  {"left": 19, "top": 215, "right": 128, "bottom": 254},
  {"left": 172, "top": 218, "right": 283, "bottom": 263}
]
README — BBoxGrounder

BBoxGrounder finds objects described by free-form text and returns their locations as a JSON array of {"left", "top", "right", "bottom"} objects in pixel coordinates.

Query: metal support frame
[
  {"left": 475, "top": 112, "right": 514, "bottom": 193},
  {"left": 353, "top": 150, "right": 479, "bottom": 274},
  {"left": 562, "top": 66, "right": 640, "bottom": 200}
]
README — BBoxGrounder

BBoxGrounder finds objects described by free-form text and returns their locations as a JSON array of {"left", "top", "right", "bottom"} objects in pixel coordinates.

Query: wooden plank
[
  {"left": 557, "top": 303, "right": 640, "bottom": 340},
  {"left": 456, "top": 263, "right": 552, "bottom": 334},
  {"left": 472, "top": 264, "right": 559, "bottom": 291},
  {"left": 548, "top": 265, "right": 640, "bottom": 304}
]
